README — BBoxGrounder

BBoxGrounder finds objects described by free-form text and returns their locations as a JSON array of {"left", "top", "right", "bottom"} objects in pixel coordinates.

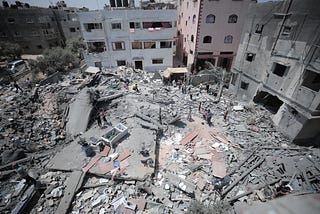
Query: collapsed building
[{"left": 229, "top": 0, "right": 320, "bottom": 145}]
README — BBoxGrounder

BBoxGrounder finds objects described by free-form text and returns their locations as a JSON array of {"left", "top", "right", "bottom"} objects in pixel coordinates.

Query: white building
[{"left": 78, "top": 9, "right": 177, "bottom": 71}]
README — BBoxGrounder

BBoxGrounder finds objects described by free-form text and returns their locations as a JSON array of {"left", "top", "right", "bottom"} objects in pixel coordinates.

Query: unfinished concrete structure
[
  {"left": 229, "top": 0, "right": 320, "bottom": 145},
  {"left": 176, "top": 0, "right": 256, "bottom": 71},
  {"left": 78, "top": 7, "right": 177, "bottom": 71},
  {"left": 0, "top": 2, "right": 83, "bottom": 54}
]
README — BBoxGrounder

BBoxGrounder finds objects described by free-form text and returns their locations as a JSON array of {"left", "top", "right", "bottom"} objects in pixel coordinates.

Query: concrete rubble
[{"left": 0, "top": 66, "right": 319, "bottom": 213}]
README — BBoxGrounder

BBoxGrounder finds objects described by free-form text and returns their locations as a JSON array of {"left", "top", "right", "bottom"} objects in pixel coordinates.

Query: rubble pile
[{"left": 0, "top": 66, "right": 319, "bottom": 214}]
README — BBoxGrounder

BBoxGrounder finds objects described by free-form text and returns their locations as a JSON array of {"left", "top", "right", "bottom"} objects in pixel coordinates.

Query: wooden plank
[
  {"left": 55, "top": 170, "right": 84, "bottom": 214},
  {"left": 118, "top": 150, "right": 131, "bottom": 161},
  {"left": 98, "top": 151, "right": 131, "bottom": 174},
  {"left": 82, "top": 156, "right": 101, "bottom": 173},
  {"left": 180, "top": 130, "right": 199, "bottom": 146},
  {"left": 100, "top": 146, "right": 111, "bottom": 157}
]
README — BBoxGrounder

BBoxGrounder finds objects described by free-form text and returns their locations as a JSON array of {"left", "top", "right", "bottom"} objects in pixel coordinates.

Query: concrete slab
[{"left": 66, "top": 88, "right": 92, "bottom": 136}]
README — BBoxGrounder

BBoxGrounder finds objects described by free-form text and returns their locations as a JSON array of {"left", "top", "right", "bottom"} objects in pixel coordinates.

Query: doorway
[{"left": 134, "top": 61, "right": 143, "bottom": 70}]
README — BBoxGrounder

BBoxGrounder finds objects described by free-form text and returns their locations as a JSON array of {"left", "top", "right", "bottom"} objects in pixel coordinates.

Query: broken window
[
  {"left": 144, "top": 42, "right": 156, "bottom": 49},
  {"left": 69, "top": 28, "right": 76, "bottom": 32},
  {"left": 281, "top": 26, "right": 292, "bottom": 37},
  {"left": 117, "top": 60, "right": 126, "bottom": 66},
  {"left": 255, "top": 24, "right": 264, "bottom": 34},
  {"left": 253, "top": 91, "right": 283, "bottom": 114},
  {"left": 203, "top": 36, "right": 212, "bottom": 43},
  {"left": 111, "top": 23, "right": 121, "bottom": 30},
  {"left": 7, "top": 18, "right": 15, "bottom": 23},
  {"left": 112, "top": 42, "right": 125, "bottom": 50},
  {"left": 83, "top": 23, "right": 103, "bottom": 32},
  {"left": 301, "top": 70, "right": 320, "bottom": 92},
  {"left": 152, "top": 59, "right": 163, "bottom": 64},
  {"left": 240, "top": 81, "right": 249, "bottom": 90},
  {"left": 160, "top": 41, "right": 172, "bottom": 48},
  {"left": 131, "top": 42, "right": 142, "bottom": 49},
  {"left": 272, "top": 63, "right": 289, "bottom": 77},
  {"left": 231, "top": 73, "right": 238, "bottom": 85},
  {"left": 224, "top": 35, "right": 233, "bottom": 44},
  {"left": 130, "top": 22, "right": 141, "bottom": 29},
  {"left": 25, "top": 18, "right": 33, "bottom": 23},
  {"left": 191, "top": 35, "right": 194, "bottom": 42},
  {"left": 31, "top": 31, "right": 40, "bottom": 36},
  {"left": 87, "top": 42, "right": 106, "bottom": 53},
  {"left": 142, "top": 22, "right": 172, "bottom": 29},
  {"left": 246, "top": 53, "right": 256, "bottom": 62},
  {"left": 0, "top": 32, "right": 7, "bottom": 37},
  {"left": 228, "top": 14, "right": 238, "bottom": 23},
  {"left": 206, "top": 14, "right": 215, "bottom": 23}
]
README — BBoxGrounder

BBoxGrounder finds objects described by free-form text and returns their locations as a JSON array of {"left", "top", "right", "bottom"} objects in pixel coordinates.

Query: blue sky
[{"left": 6, "top": 0, "right": 277, "bottom": 10}]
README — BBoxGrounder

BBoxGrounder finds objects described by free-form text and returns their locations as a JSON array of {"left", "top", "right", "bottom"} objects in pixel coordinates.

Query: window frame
[
  {"left": 112, "top": 42, "right": 125, "bottom": 51},
  {"left": 111, "top": 22, "right": 122, "bottom": 30},
  {"left": 206, "top": 14, "right": 215, "bottom": 23},
  {"left": 152, "top": 59, "right": 164, "bottom": 64}
]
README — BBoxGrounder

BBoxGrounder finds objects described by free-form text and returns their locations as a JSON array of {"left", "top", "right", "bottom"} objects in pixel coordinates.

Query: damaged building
[
  {"left": 229, "top": 0, "right": 320, "bottom": 145},
  {"left": 78, "top": 1, "right": 177, "bottom": 71}
]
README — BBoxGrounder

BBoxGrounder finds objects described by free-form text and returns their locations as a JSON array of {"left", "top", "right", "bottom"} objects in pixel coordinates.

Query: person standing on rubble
[
  {"left": 206, "top": 84, "right": 210, "bottom": 93},
  {"left": 101, "top": 109, "right": 108, "bottom": 126},
  {"left": 96, "top": 115, "right": 102, "bottom": 128},
  {"left": 132, "top": 83, "right": 140, "bottom": 92},
  {"left": 206, "top": 109, "right": 213, "bottom": 126},
  {"left": 187, "top": 106, "right": 192, "bottom": 121},
  {"left": 13, "top": 81, "right": 23, "bottom": 93}
]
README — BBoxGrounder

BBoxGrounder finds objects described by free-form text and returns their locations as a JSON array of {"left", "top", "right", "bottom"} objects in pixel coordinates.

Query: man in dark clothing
[
  {"left": 206, "top": 84, "right": 210, "bottom": 93},
  {"left": 206, "top": 109, "right": 213, "bottom": 126},
  {"left": 13, "top": 81, "right": 23, "bottom": 93}
]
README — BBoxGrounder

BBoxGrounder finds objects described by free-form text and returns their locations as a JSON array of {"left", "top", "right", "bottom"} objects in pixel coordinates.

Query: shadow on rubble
[{"left": 171, "top": 120, "right": 187, "bottom": 128}]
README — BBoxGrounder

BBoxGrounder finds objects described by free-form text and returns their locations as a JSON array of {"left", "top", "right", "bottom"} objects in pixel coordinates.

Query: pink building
[{"left": 176, "top": 0, "right": 256, "bottom": 71}]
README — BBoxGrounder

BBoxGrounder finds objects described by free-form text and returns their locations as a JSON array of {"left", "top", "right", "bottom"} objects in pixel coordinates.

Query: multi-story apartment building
[
  {"left": 176, "top": 0, "right": 255, "bottom": 71},
  {"left": 78, "top": 8, "right": 177, "bottom": 71},
  {"left": 0, "top": 1, "right": 83, "bottom": 54},
  {"left": 229, "top": 0, "right": 320, "bottom": 145}
]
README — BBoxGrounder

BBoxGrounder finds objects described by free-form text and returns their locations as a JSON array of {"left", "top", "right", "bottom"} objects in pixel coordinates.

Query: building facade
[
  {"left": 78, "top": 9, "right": 177, "bottom": 71},
  {"left": 176, "top": 0, "right": 255, "bottom": 71},
  {"left": 0, "top": 2, "right": 83, "bottom": 54},
  {"left": 229, "top": 0, "right": 320, "bottom": 145}
]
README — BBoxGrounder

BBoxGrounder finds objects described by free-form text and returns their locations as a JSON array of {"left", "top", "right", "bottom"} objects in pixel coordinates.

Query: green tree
[
  {"left": 65, "top": 37, "right": 85, "bottom": 59},
  {"left": 31, "top": 47, "right": 79, "bottom": 75},
  {"left": 0, "top": 41, "right": 22, "bottom": 61}
]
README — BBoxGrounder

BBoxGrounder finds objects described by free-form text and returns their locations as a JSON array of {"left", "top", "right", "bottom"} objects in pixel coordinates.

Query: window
[
  {"left": 31, "top": 31, "right": 40, "bottom": 36},
  {"left": 198, "top": 52, "right": 213, "bottom": 55},
  {"left": 203, "top": 36, "right": 212, "bottom": 43},
  {"left": 246, "top": 53, "right": 256, "bottom": 62},
  {"left": 231, "top": 73, "right": 238, "bottom": 85},
  {"left": 8, "top": 18, "right": 15, "bottom": 23},
  {"left": 206, "top": 14, "right": 215, "bottom": 23},
  {"left": 282, "top": 26, "right": 292, "bottom": 37},
  {"left": 88, "top": 42, "right": 106, "bottom": 53},
  {"left": 255, "top": 24, "right": 264, "bottom": 34},
  {"left": 144, "top": 42, "right": 156, "bottom": 49},
  {"left": 14, "top": 32, "right": 21, "bottom": 37},
  {"left": 193, "top": 15, "right": 196, "bottom": 24},
  {"left": 131, "top": 41, "right": 142, "bottom": 49},
  {"left": 142, "top": 22, "right": 172, "bottom": 29},
  {"left": 190, "top": 50, "right": 193, "bottom": 54},
  {"left": 152, "top": 59, "right": 163, "bottom": 64},
  {"left": 160, "top": 41, "right": 172, "bottom": 48},
  {"left": 83, "top": 23, "right": 102, "bottom": 32},
  {"left": 187, "top": 2, "right": 189, "bottom": 8},
  {"left": 26, "top": 18, "right": 33, "bottom": 23},
  {"left": 224, "top": 35, "right": 233, "bottom": 44},
  {"left": 186, "top": 21, "right": 187, "bottom": 26},
  {"left": 37, "top": 45, "right": 43, "bottom": 49},
  {"left": 117, "top": 60, "right": 126, "bottom": 66},
  {"left": 112, "top": 42, "right": 125, "bottom": 50},
  {"left": 0, "top": 32, "right": 7, "bottom": 37},
  {"left": 228, "top": 14, "right": 238, "bottom": 23},
  {"left": 69, "top": 28, "right": 76, "bottom": 32},
  {"left": 301, "top": 70, "right": 320, "bottom": 92},
  {"left": 111, "top": 23, "right": 121, "bottom": 30},
  {"left": 272, "top": 63, "right": 289, "bottom": 77},
  {"left": 191, "top": 35, "right": 194, "bottom": 42},
  {"left": 240, "top": 81, "right": 249, "bottom": 90},
  {"left": 130, "top": 22, "right": 141, "bottom": 29}
]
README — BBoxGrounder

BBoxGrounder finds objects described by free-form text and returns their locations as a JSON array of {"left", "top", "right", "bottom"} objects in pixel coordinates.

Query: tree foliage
[
  {"left": 0, "top": 41, "right": 22, "bottom": 61},
  {"left": 65, "top": 37, "right": 85, "bottom": 58},
  {"left": 31, "top": 47, "right": 79, "bottom": 75}
]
